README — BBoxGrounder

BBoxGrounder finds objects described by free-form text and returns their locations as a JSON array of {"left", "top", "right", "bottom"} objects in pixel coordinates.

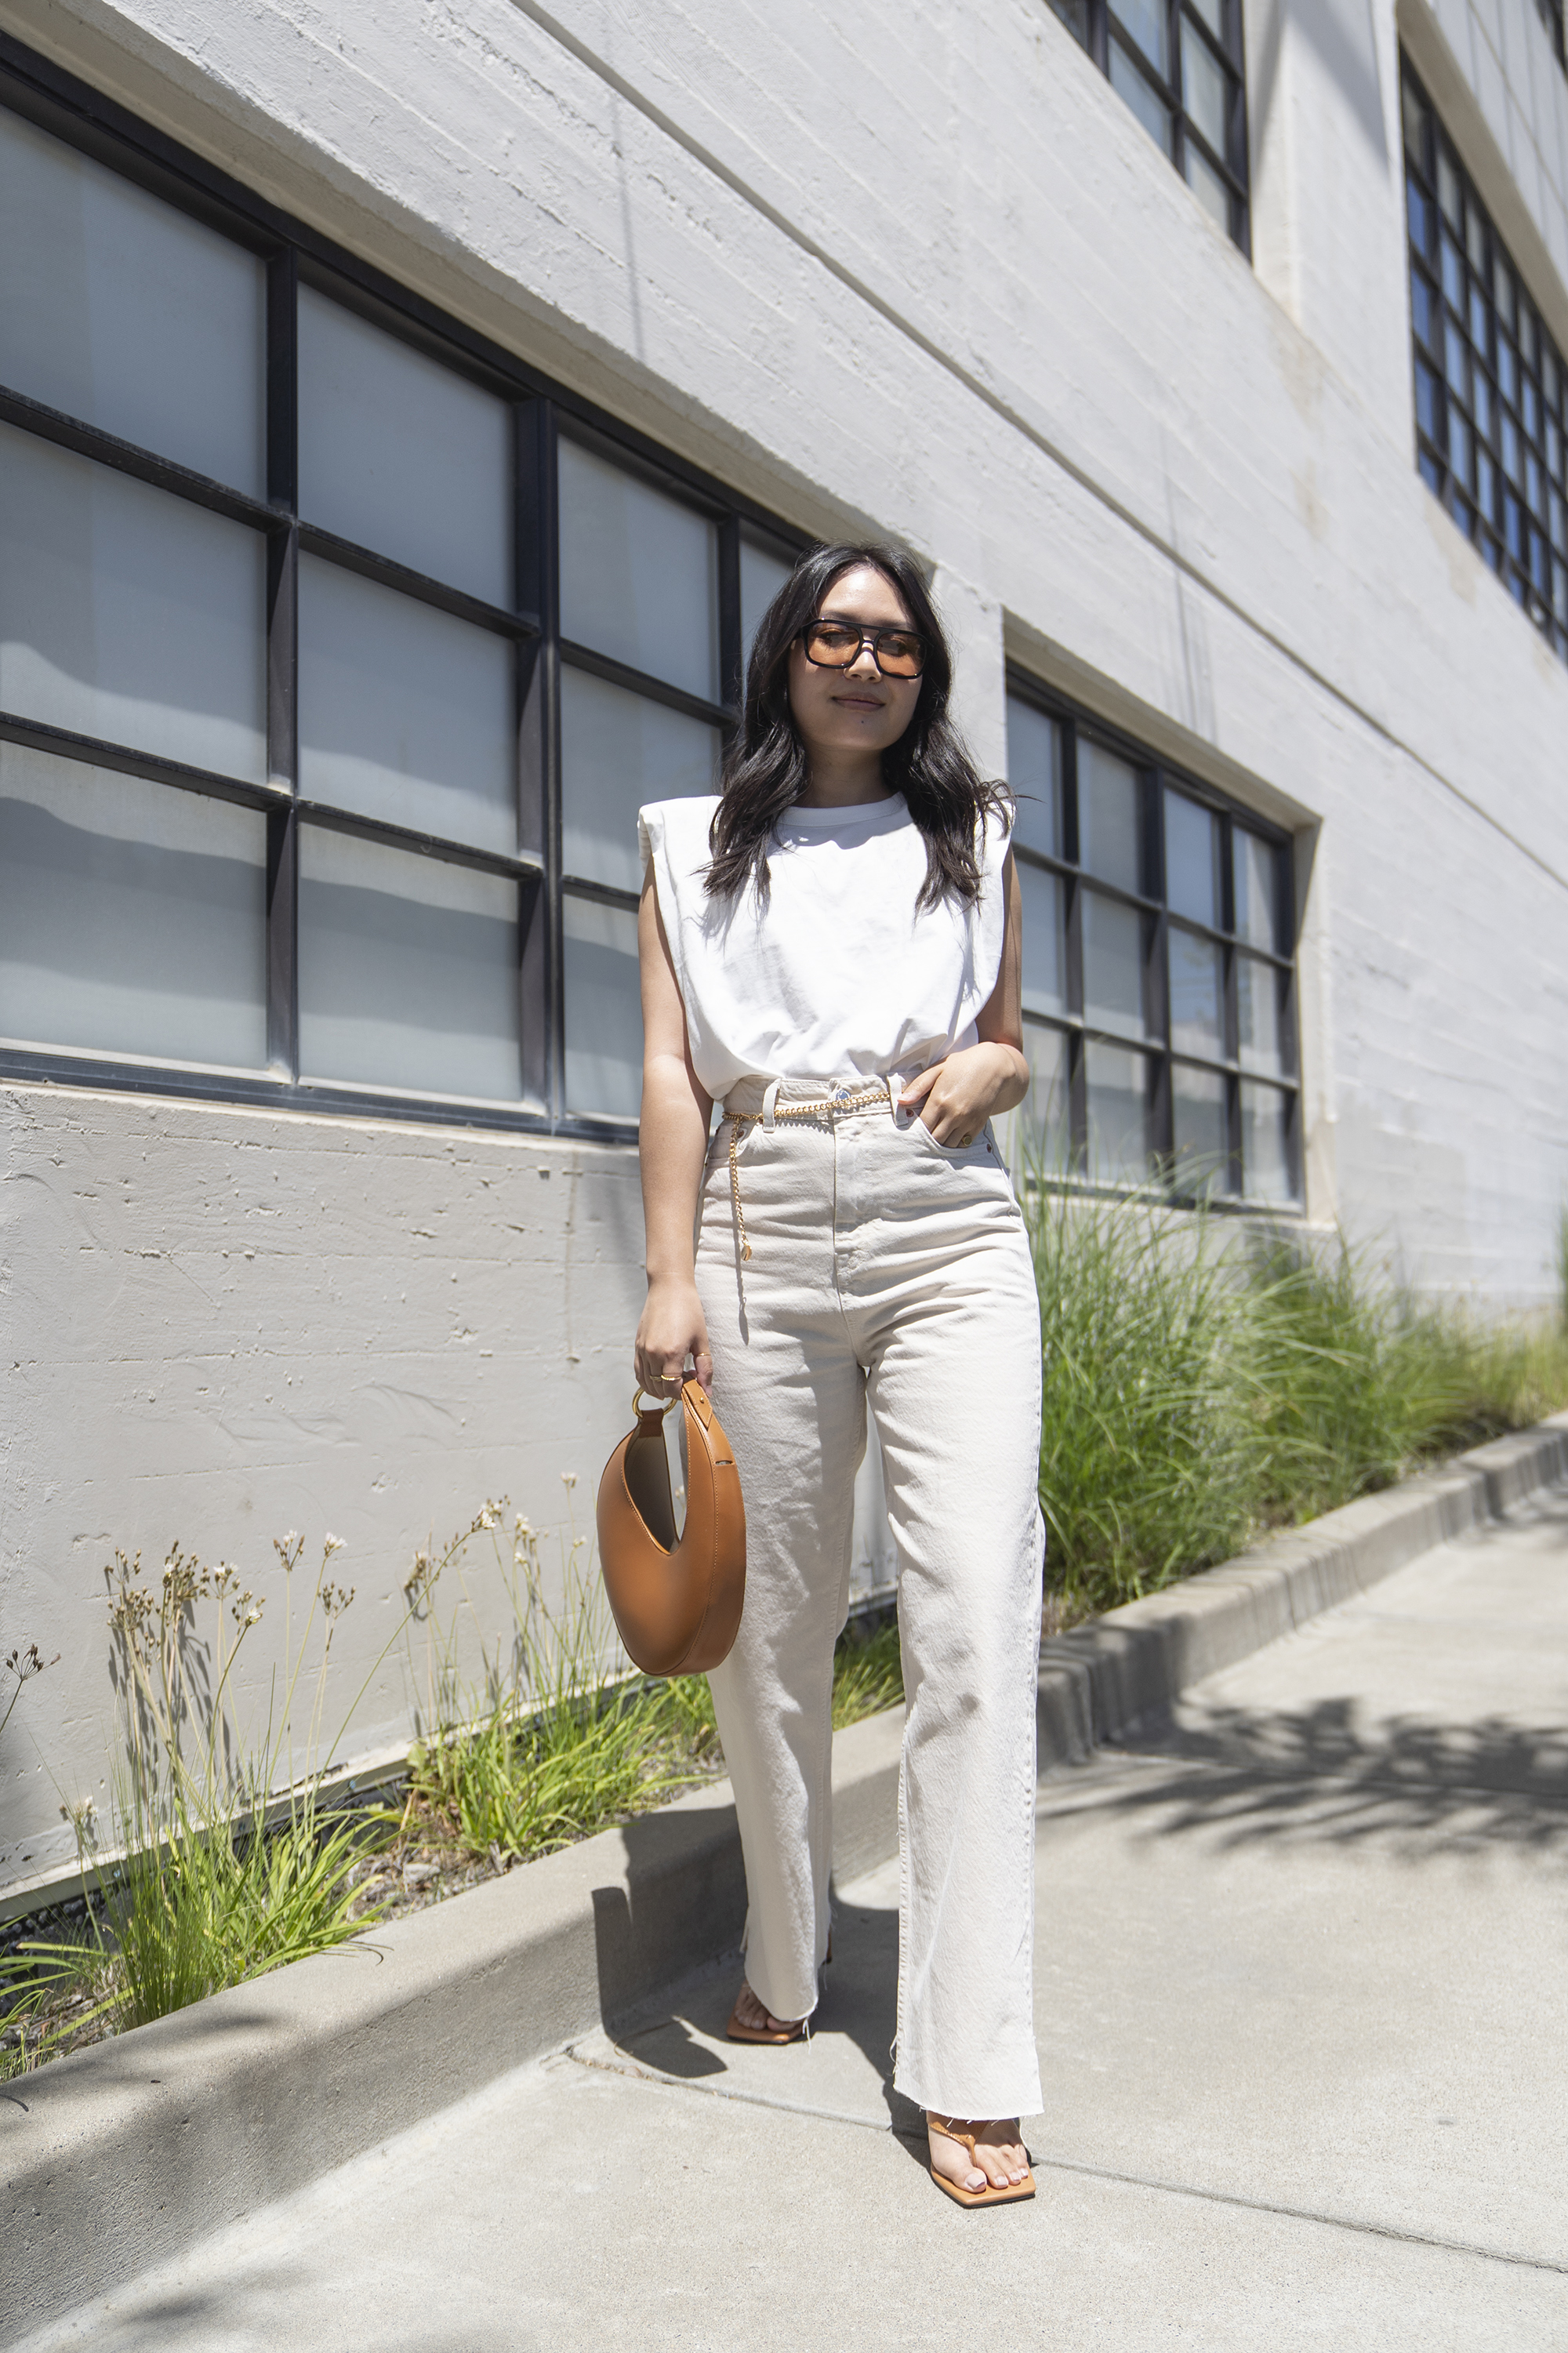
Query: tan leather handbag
[{"left": 595, "top": 1378, "right": 746, "bottom": 1676}]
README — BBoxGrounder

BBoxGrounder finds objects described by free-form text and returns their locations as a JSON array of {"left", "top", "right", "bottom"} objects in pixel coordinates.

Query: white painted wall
[{"left": 2, "top": 0, "right": 1566, "bottom": 1894}]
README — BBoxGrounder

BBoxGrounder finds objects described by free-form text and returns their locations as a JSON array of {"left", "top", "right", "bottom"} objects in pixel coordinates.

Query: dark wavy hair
[{"left": 705, "top": 543, "right": 1012, "bottom": 911}]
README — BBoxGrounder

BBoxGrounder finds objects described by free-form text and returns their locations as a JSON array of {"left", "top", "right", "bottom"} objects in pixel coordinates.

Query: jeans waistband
[{"left": 721, "top": 1074, "right": 897, "bottom": 1122}]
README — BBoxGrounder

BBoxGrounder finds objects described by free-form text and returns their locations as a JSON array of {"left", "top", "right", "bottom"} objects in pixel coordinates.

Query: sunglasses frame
[{"left": 799, "top": 619, "right": 927, "bottom": 678}]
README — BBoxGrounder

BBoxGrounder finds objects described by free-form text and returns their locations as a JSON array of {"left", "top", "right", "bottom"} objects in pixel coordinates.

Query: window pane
[
  {"left": 299, "top": 829, "right": 520, "bottom": 1100},
  {"left": 0, "top": 423, "right": 266, "bottom": 779},
  {"left": 1169, "top": 928, "right": 1223, "bottom": 1056},
  {"left": 0, "top": 744, "right": 266, "bottom": 1068},
  {"left": 1185, "top": 144, "right": 1231, "bottom": 232},
  {"left": 1236, "top": 953, "right": 1283, "bottom": 1074},
  {"left": 1240, "top": 1080, "right": 1293, "bottom": 1200},
  {"left": 1181, "top": 21, "right": 1229, "bottom": 156},
  {"left": 1233, "top": 828, "right": 1283, "bottom": 950},
  {"left": 1164, "top": 790, "right": 1216, "bottom": 924},
  {"left": 558, "top": 439, "right": 719, "bottom": 702},
  {"left": 1005, "top": 696, "right": 1062, "bottom": 859},
  {"left": 1077, "top": 739, "right": 1142, "bottom": 891},
  {"left": 740, "top": 532, "right": 793, "bottom": 673},
  {"left": 1116, "top": 0, "right": 1169, "bottom": 74},
  {"left": 1172, "top": 1063, "right": 1229, "bottom": 1196},
  {"left": 1110, "top": 40, "right": 1174, "bottom": 154},
  {"left": 1086, "top": 1041, "right": 1149, "bottom": 1182},
  {"left": 1018, "top": 863, "right": 1066, "bottom": 1015},
  {"left": 1401, "top": 81, "right": 1428, "bottom": 163},
  {"left": 297, "top": 288, "right": 511, "bottom": 607},
  {"left": 1050, "top": 0, "right": 1091, "bottom": 41},
  {"left": 563, "top": 891, "right": 641, "bottom": 1119},
  {"left": 298, "top": 557, "right": 515, "bottom": 852},
  {"left": 1189, "top": 0, "right": 1225, "bottom": 38},
  {"left": 1015, "top": 1020, "right": 1071, "bottom": 1173},
  {"left": 1083, "top": 890, "right": 1146, "bottom": 1037},
  {"left": 561, "top": 667, "right": 719, "bottom": 892},
  {"left": 0, "top": 107, "right": 264, "bottom": 496}
]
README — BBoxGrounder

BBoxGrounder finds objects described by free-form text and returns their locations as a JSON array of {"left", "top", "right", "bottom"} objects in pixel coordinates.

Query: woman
[{"left": 634, "top": 543, "right": 1043, "bottom": 2207}]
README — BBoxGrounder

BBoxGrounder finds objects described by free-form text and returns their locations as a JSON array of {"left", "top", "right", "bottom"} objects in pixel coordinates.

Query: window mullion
[
  {"left": 264, "top": 245, "right": 299, "bottom": 1082},
  {"left": 538, "top": 398, "right": 565, "bottom": 1131}
]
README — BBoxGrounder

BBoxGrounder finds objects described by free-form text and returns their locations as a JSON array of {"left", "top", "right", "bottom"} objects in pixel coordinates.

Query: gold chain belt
[{"left": 725, "top": 1082, "right": 892, "bottom": 1262}]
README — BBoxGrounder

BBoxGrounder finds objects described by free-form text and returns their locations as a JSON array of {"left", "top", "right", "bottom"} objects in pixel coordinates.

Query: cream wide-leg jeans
[{"left": 698, "top": 1077, "right": 1045, "bottom": 2122}]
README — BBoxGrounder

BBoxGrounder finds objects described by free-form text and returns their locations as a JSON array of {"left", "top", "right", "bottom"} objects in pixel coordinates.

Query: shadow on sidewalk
[{"left": 1063, "top": 1698, "right": 1568, "bottom": 1861}]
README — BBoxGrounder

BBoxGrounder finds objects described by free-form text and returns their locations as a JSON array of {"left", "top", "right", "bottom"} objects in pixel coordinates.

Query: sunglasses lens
[
  {"left": 804, "top": 623, "right": 861, "bottom": 666},
  {"left": 875, "top": 631, "right": 924, "bottom": 677}
]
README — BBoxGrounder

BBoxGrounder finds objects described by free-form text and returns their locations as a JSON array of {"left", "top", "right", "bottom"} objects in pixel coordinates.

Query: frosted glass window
[
  {"left": 558, "top": 439, "right": 719, "bottom": 702},
  {"left": 563, "top": 892, "right": 641, "bottom": 1119},
  {"left": 0, "top": 744, "right": 266, "bottom": 1067},
  {"left": 297, "top": 288, "right": 510, "bottom": 607},
  {"left": 1181, "top": 21, "right": 1229, "bottom": 156},
  {"left": 1234, "top": 830, "right": 1282, "bottom": 952},
  {"left": 298, "top": 557, "right": 514, "bottom": 852},
  {"left": 1086, "top": 1043, "right": 1149, "bottom": 1181},
  {"left": 1005, "top": 698, "right": 1062, "bottom": 860},
  {"left": 299, "top": 829, "right": 520, "bottom": 1100},
  {"left": 561, "top": 668, "right": 719, "bottom": 892},
  {"left": 1018, "top": 864, "right": 1066, "bottom": 1016},
  {"left": 1172, "top": 1063, "right": 1228, "bottom": 1196},
  {"left": 1018, "top": 1021, "right": 1071, "bottom": 1173},
  {"left": 1164, "top": 790, "right": 1217, "bottom": 925},
  {"left": 740, "top": 532, "right": 794, "bottom": 671},
  {"left": 0, "top": 107, "right": 264, "bottom": 495},
  {"left": 0, "top": 424, "right": 266, "bottom": 779},
  {"left": 1185, "top": 147, "right": 1230, "bottom": 232},
  {"left": 1241, "top": 1081, "right": 1293, "bottom": 1200},
  {"left": 1110, "top": 42, "right": 1174, "bottom": 154},
  {"left": 1077, "top": 740, "right": 1142, "bottom": 892},
  {"left": 1119, "top": 0, "right": 1169, "bottom": 73},
  {"left": 1083, "top": 890, "right": 1145, "bottom": 1037},
  {"left": 1237, "top": 953, "right": 1283, "bottom": 1074},
  {"left": 1170, "top": 929, "right": 1223, "bottom": 1058}
]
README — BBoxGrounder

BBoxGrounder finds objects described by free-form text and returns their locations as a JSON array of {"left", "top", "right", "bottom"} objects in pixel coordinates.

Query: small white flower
[{"left": 324, "top": 1533, "right": 345, "bottom": 1555}]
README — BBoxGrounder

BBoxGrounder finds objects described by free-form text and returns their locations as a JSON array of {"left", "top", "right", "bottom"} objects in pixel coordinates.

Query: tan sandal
[
  {"left": 927, "top": 2115, "right": 1036, "bottom": 2208},
  {"left": 725, "top": 1992, "right": 806, "bottom": 2045},
  {"left": 725, "top": 1933, "right": 831, "bottom": 2046}
]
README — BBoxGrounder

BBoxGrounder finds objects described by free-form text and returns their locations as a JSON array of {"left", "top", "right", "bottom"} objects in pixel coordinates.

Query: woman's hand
[
  {"left": 635, "top": 1276, "right": 713, "bottom": 1399},
  {"left": 899, "top": 1040, "right": 1029, "bottom": 1146}
]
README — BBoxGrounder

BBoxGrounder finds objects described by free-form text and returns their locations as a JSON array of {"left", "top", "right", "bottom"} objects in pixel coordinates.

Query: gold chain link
[{"left": 726, "top": 1083, "right": 892, "bottom": 1265}]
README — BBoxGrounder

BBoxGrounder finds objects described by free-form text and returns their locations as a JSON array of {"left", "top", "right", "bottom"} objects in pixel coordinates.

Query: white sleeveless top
[{"left": 637, "top": 793, "right": 1011, "bottom": 1102}]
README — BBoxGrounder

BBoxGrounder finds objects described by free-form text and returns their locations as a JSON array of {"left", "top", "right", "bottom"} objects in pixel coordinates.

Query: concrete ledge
[
  {"left": 1037, "top": 1412, "right": 1568, "bottom": 1753},
  {"left": 5, "top": 1411, "right": 1565, "bottom": 2340}
]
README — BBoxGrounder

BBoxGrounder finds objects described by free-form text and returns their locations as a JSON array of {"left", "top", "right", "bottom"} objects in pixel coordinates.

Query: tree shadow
[{"left": 1062, "top": 1697, "right": 1568, "bottom": 1863}]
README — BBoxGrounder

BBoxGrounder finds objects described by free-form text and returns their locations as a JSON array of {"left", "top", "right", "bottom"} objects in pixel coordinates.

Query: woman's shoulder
[{"left": 637, "top": 795, "right": 720, "bottom": 873}]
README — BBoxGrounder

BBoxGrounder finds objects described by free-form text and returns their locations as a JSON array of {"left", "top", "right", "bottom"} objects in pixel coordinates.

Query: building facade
[{"left": 2, "top": 0, "right": 1565, "bottom": 1902}]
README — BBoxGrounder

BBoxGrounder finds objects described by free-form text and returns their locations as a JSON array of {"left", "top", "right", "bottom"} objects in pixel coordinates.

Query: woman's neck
[{"left": 794, "top": 750, "right": 895, "bottom": 809}]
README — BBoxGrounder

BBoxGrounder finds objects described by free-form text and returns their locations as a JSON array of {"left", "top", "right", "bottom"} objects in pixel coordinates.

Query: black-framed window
[
  {"left": 1537, "top": 0, "right": 1566, "bottom": 71},
  {"left": 0, "top": 40, "right": 803, "bottom": 1138},
  {"left": 1050, "top": 0, "right": 1250, "bottom": 252},
  {"left": 1006, "top": 679, "right": 1300, "bottom": 1206},
  {"left": 1402, "top": 63, "right": 1568, "bottom": 667}
]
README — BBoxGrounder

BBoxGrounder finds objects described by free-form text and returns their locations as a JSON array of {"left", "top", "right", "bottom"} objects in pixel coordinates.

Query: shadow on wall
[{"left": 1251, "top": 0, "right": 1391, "bottom": 166}]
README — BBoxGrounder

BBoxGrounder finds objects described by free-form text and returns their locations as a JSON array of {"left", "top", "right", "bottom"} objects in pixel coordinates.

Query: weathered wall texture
[{"left": 2, "top": 0, "right": 1566, "bottom": 1891}]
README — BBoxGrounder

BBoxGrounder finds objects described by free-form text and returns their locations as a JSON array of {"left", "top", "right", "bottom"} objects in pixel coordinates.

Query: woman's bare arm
[
  {"left": 634, "top": 861, "right": 714, "bottom": 1395},
  {"left": 899, "top": 852, "right": 1030, "bottom": 1141}
]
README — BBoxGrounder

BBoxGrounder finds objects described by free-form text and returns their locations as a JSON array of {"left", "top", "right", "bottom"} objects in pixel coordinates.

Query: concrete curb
[{"left": 5, "top": 1411, "right": 1565, "bottom": 2340}]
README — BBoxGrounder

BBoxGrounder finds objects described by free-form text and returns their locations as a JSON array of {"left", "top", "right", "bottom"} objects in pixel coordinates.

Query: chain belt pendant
[{"left": 726, "top": 1082, "right": 891, "bottom": 1264}]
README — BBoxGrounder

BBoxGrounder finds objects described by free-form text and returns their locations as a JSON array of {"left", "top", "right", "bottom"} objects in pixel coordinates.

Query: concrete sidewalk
[{"left": 14, "top": 1489, "right": 1568, "bottom": 2351}]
